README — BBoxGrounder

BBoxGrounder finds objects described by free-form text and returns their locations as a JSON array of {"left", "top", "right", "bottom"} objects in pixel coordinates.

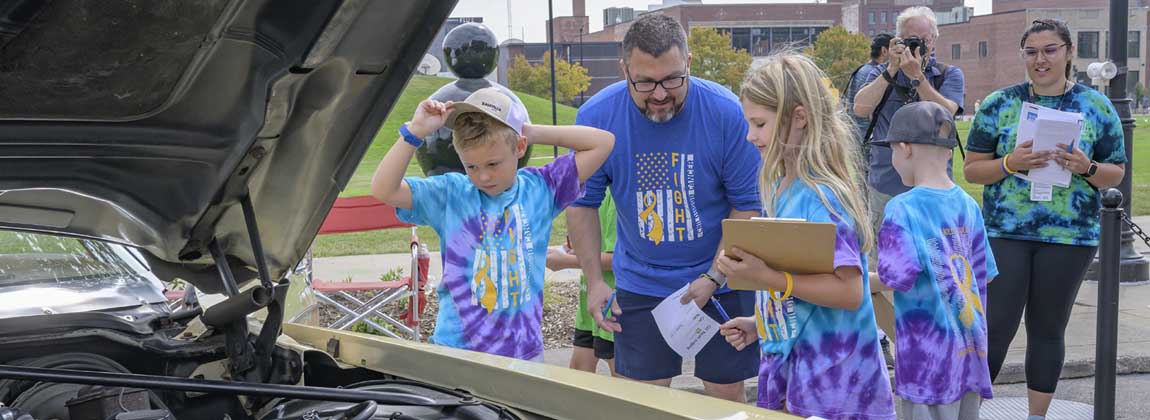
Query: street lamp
[
  {"left": 579, "top": 27, "right": 585, "bottom": 105},
  {"left": 1085, "top": 0, "right": 1149, "bottom": 284},
  {"left": 1088, "top": 61, "right": 1119, "bottom": 87},
  {"left": 547, "top": 0, "right": 558, "bottom": 158}
]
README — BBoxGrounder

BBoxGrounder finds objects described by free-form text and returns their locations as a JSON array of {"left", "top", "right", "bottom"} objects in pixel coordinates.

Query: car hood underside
[{"left": 0, "top": 0, "right": 455, "bottom": 293}]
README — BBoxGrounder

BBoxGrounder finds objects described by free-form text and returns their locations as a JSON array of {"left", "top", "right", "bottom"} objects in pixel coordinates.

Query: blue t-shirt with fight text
[{"left": 572, "top": 78, "right": 762, "bottom": 297}]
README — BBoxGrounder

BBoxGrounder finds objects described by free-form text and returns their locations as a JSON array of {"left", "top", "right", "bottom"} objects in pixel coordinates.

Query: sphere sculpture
[{"left": 416, "top": 23, "right": 532, "bottom": 176}]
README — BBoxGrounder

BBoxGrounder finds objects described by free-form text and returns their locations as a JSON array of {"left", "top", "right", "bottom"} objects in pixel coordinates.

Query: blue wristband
[{"left": 399, "top": 123, "right": 425, "bottom": 148}]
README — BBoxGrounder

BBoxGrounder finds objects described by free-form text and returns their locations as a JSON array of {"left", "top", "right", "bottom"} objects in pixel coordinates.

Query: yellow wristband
[
  {"left": 1003, "top": 153, "right": 1018, "bottom": 174},
  {"left": 769, "top": 272, "right": 794, "bottom": 302}
]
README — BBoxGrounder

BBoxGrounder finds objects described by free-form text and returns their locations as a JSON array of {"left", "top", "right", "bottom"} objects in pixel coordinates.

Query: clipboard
[{"left": 719, "top": 218, "right": 837, "bottom": 290}]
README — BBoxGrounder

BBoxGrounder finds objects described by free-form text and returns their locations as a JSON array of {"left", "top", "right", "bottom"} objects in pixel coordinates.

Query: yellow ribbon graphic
[
  {"left": 639, "top": 191, "right": 664, "bottom": 245},
  {"left": 949, "top": 254, "right": 983, "bottom": 329},
  {"left": 475, "top": 253, "right": 498, "bottom": 313},
  {"left": 755, "top": 298, "right": 768, "bottom": 340}
]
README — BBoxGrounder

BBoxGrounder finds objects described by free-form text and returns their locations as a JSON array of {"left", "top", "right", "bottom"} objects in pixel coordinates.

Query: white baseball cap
[{"left": 444, "top": 87, "right": 529, "bottom": 136}]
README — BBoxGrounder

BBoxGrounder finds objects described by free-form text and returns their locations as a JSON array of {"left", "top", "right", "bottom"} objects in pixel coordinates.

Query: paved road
[{"left": 984, "top": 374, "right": 1150, "bottom": 420}]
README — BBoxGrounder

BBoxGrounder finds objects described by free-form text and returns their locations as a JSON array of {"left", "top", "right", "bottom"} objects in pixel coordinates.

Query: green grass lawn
[
  {"left": 312, "top": 78, "right": 1150, "bottom": 257},
  {"left": 312, "top": 75, "right": 576, "bottom": 257}
]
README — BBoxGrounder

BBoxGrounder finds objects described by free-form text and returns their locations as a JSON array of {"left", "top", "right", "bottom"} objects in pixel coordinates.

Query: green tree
[
  {"left": 688, "top": 27, "right": 753, "bottom": 92},
  {"left": 506, "top": 52, "right": 591, "bottom": 103},
  {"left": 805, "top": 26, "right": 871, "bottom": 94},
  {"left": 1136, "top": 82, "right": 1146, "bottom": 107},
  {"left": 508, "top": 54, "right": 548, "bottom": 97}
]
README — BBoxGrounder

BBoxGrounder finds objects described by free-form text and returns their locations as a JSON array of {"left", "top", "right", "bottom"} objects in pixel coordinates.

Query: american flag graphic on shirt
[{"left": 633, "top": 152, "right": 702, "bottom": 245}]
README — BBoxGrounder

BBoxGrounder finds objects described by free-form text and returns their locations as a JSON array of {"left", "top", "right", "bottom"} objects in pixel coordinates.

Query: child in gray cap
[{"left": 871, "top": 101, "right": 999, "bottom": 420}]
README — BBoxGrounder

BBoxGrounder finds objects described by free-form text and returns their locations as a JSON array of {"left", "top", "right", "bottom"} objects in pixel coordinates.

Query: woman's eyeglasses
[{"left": 1021, "top": 43, "right": 1069, "bottom": 61}]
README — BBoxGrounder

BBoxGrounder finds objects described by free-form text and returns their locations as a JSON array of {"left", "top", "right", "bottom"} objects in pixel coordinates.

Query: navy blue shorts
[{"left": 614, "top": 288, "right": 759, "bottom": 384}]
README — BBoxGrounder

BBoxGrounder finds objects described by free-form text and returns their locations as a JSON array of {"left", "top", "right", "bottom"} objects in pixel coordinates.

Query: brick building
[
  {"left": 940, "top": 1, "right": 1150, "bottom": 106},
  {"left": 583, "top": 2, "right": 843, "bottom": 55},
  {"left": 547, "top": 0, "right": 590, "bottom": 43},
  {"left": 513, "top": 1, "right": 845, "bottom": 103},
  {"left": 840, "top": 0, "right": 964, "bottom": 37}
]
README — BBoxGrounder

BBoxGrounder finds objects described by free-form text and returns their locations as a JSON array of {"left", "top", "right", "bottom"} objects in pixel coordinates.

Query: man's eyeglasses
[
  {"left": 626, "top": 68, "right": 688, "bottom": 93},
  {"left": 1021, "top": 43, "right": 1069, "bottom": 60}
]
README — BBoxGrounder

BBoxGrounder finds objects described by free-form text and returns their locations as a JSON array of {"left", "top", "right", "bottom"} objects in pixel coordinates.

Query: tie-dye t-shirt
[
  {"left": 755, "top": 181, "right": 895, "bottom": 420},
  {"left": 966, "top": 82, "right": 1127, "bottom": 246},
  {"left": 397, "top": 154, "right": 583, "bottom": 360},
  {"left": 878, "top": 186, "right": 999, "bottom": 405}
]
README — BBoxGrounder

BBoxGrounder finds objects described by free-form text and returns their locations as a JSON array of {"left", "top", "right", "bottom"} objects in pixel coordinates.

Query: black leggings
[{"left": 986, "top": 237, "right": 1097, "bottom": 393}]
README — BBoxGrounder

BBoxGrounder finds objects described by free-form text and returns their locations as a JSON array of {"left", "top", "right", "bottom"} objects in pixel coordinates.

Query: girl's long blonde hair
[{"left": 739, "top": 51, "right": 873, "bottom": 253}]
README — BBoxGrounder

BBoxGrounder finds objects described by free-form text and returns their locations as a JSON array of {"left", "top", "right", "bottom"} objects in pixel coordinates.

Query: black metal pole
[
  {"left": 1095, "top": 188, "right": 1123, "bottom": 420},
  {"left": 0, "top": 365, "right": 470, "bottom": 406},
  {"left": 1106, "top": 0, "right": 1149, "bottom": 282},
  {"left": 209, "top": 239, "right": 241, "bottom": 297},
  {"left": 240, "top": 194, "right": 274, "bottom": 289},
  {"left": 548, "top": 0, "right": 558, "bottom": 158},
  {"left": 580, "top": 27, "right": 585, "bottom": 105}
]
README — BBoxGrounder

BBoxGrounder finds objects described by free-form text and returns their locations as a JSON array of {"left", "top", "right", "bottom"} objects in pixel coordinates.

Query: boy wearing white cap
[{"left": 370, "top": 88, "right": 614, "bottom": 361}]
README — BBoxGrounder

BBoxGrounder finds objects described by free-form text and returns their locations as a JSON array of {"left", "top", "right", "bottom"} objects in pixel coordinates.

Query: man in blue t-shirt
[{"left": 566, "top": 14, "right": 762, "bottom": 402}]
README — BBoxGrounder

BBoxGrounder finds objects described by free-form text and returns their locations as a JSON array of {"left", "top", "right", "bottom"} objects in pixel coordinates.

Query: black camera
[{"left": 900, "top": 36, "right": 929, "bottom": 58}]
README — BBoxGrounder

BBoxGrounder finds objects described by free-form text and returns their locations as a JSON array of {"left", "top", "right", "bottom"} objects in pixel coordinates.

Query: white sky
[{"left": 449, "top": 0, "right": 993, "bottom": 43}]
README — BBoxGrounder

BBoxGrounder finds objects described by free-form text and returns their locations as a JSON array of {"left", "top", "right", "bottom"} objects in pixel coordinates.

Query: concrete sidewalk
[{"left": 314, "top": 215, "right": 1150, "bottom": 396}]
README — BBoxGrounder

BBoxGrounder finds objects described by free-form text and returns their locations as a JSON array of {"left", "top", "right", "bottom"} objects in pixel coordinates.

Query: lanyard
[{"left": 1021, "top": 81, "right": 1074, "bottom": 112}]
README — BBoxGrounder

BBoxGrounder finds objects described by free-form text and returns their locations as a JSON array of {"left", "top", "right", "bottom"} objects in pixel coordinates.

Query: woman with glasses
[{"left": 963, "top": 19, "right": 1127, "bottom": 420}]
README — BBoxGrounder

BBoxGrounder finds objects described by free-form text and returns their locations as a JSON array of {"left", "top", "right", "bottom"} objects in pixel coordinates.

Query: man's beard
[{"left": 642, "top": 98, "right": 682, "bottom": 123}]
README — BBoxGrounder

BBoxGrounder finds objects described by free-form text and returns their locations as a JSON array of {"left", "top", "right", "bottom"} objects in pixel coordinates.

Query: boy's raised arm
[
  {"left": 520, "top": 124, "right": 614, "bottom": 183},
  {"left": 370, "top": 100, "right": 450, "bottom": 209}
]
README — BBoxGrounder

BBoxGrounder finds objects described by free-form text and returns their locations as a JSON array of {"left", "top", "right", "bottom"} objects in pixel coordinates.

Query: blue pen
[
  {"left": 602, "top": 291, "right": 617, "bottom": 320},
  {"left": 711, "top": 297, "right": 731, "bottom": 322}
]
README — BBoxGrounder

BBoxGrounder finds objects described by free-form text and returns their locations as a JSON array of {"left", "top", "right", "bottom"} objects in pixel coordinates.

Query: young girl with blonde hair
[{"left": 717, "top": 52, "right": 896, "bottom": 420}]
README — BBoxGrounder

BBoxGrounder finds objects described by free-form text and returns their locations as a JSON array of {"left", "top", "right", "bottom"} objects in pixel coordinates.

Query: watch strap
[
  {"left": 704, "top": 267, "right": 727, "bottom": 289},
  {"left": 1083, "top": 161, "right": 1099, "bottom": 178},
  {"left": 399, "top": 123, "right": 425, "bottom": 148}
]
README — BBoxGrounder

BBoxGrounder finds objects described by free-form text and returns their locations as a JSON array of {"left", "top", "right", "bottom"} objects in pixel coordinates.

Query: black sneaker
[{"left": 880, "top": 336, "right": 895, "bottom": 367}]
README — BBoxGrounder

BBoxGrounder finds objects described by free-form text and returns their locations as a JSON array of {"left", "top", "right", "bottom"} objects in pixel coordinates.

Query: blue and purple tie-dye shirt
[
  {"left": 755, "top": 181, "right": 895, "bottom": 420},
  {"left": 966, "top": 83, "right": 1127, "bottom": 246},
  {"left": 877, "top": 186, "right": 999, "bottom": 405},
  {"left": 397, "top": 154, "right": 583, "bottom": 360}
]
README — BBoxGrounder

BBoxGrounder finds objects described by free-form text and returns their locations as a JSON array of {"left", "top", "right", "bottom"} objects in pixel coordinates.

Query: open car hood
[{"left": 0, "top": 0, "right": 455, "bottom": 292}]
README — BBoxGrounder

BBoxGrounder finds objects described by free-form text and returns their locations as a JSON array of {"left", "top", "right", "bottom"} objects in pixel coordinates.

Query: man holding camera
[{"left": 851, "top": 6, "right": 965, "bottom": 355}]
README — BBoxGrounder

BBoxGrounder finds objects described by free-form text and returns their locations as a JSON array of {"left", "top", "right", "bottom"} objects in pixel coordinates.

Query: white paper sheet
[
  {"left": 1014, "top": 102, "right": 1084, "bottom": 198},
  {"left": 1030, "top": 182, "right": 1053, "bottom": 202},
  {"left": 652, "top": 284, "right": 721, "bottom": 359},
  {"left": 1028, "top": 119, "right": 1080, "bottom": 187}
]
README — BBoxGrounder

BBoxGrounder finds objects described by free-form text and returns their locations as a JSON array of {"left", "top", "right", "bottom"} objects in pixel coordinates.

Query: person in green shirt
[{"left": 547, "top": 192, "right": 617, "bottom": 374}]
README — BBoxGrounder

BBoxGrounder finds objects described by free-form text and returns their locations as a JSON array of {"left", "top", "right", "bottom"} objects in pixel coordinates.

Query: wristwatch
[
  {"left": 910, "top": 77, "right": 922, "bottom": 89},
  {"left": 1083, "top": 161, "right": 1099, "bottom": 178},
  {"left": 702, "top": 267, "right": 727, "bottom": 289}
]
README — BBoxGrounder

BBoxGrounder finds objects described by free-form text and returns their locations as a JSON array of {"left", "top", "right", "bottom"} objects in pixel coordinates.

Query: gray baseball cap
[{"left": 873, "top": 101, "right": 958, "bottom": 148}]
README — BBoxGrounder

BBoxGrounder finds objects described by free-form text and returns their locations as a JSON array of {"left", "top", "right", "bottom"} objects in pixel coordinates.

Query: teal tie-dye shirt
[
  {"left": 754, "top": 181, "right": 895, "bottom": 420},
  {"left": 966, "top": 83, "right": 1127, "bottom": 246}
]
